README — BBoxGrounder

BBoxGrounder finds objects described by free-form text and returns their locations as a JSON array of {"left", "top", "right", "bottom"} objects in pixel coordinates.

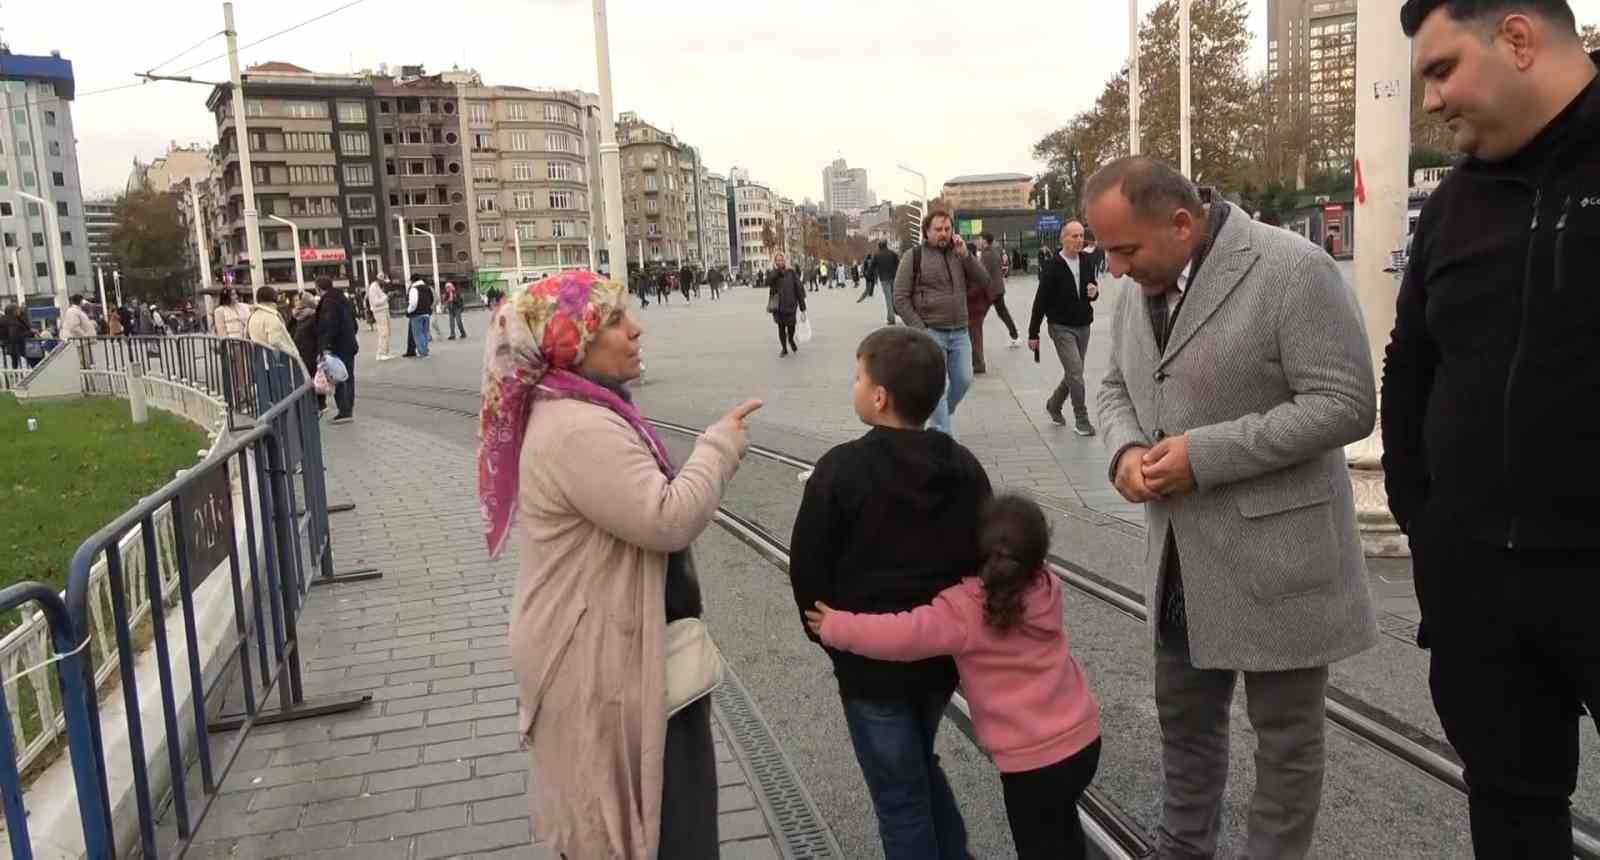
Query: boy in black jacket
[{"left": 789, "top": 326, "right": 992, "bottom": 860}]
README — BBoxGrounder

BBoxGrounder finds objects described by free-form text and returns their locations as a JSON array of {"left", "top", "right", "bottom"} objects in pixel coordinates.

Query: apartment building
[
  {"left": 1268, "top": 0, "right": 1358, "bottom": 169},
  {"left": 205, "top": 61, "right": 386, "bottom": 288},
  {"left": 940, "top": 173, "right": 1033, "bottom": 210},
  {"left": 618, "top": 112, "right": 688, "bottom": 270},
  {"left": 373, "top": 68, "right": 471, "bottom": 285},
  {"left": 730, "top": 177, "right": 775, "bottom": 277},
  {"left": 699, "top": 171, "right": 730, "bottom": 271},
  {"left": 460, "top": 84, "right": 600, "bottom": 276},
  {"left": 1, "top": 49, "right": 94, "bottom": 302},
  {"left": 822, "top": 157, "right": 874, "bottom": 215}
]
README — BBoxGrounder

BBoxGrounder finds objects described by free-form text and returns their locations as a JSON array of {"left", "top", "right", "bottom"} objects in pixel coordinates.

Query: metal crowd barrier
[{"left": 0, "top": 336, "right": 379, "bottom": 858}]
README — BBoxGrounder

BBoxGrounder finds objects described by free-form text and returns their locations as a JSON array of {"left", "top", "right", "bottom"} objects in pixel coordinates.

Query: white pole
[
  {"left": 224, "top": 2, "right": 267, "bottom": 291},
  {"left": 113, "top": 271, "right": 123, "bottom": 308},
  {"left": 361, "top": 246, "right": 370, "bottom": 286},
  {"left": 556, "top": 242, "right": 564, "bottom": 269},
  {"left": 513, "top": 227, "right": 524, "bottom": 282},
  {"left": 1346, "top": 0, "right": 1414, "bottom": 557},
  {"left": 1044, "top": 184, "right": 1050, "bottom": 211},
  {"left": 593, "top": 0, "right": 629, "bottom": 285},
  {"left": 10, "top": 249, "right": 22, "bottom": 308},
  {"left": 96, "top": 266, "right": 109, "bottom": 320},
  {"left": 396, "top": 214, "right": 411, "bottom": 285},
  {"left": 189, "top": 185, "right": 213, "bottom": 295},
  {"left": 1179, "top": 0, "right": 1192, "bottom": 177},
  {"left": 1129, "top": 0, "right": 1141, "bottom": 156},
  {"left": 17, "top": 191, "right": 67, "bottom": 319},
  {"left": 267, "top": 214, "right": 303, "bottom": 296}
]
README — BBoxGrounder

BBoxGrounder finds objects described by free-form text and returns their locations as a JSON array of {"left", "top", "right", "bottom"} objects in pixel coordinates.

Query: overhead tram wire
[{"left": 166, "top": 0, "right": 370, "bottom": 78}]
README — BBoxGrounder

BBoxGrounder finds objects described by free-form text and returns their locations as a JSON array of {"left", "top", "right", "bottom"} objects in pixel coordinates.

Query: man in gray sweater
[{"left": 893, "top": 210, "right": 989, "bottom": 436}]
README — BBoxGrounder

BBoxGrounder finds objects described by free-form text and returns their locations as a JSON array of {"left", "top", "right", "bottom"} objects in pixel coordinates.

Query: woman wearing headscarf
[
  {"left": 765, "top": 252, "right": 805, "bottom": 357},
  {"left": 481, "top": 271, "right": 761, "bottom": 859}
]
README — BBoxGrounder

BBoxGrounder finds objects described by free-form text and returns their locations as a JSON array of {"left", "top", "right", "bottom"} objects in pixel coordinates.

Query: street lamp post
[
  {"left": 1129, "top": 0, "right": 1141, "bottom": 156},
  {"left": 95, "top": 266, "right": 109, "bottom": 320},
  {"left": 189, "top": 184, "right": 214, "bottom": 302},
  {"left": 266, "top": 214, "right": 304, "bottom": 297},
  {"left": 1179, "top": 0, "right": 1192, "bottom": 177},
  {"left": 224, "top": 2, "right": 267, "bottom": 291},
  {"left": 10, "top": 248, "right": 23, "bottom": 308},
  {"left": 112, "top": 270, "right": 123, "bottom": 309},
  {"left": 512, "top": 227, "right": 524, "bottom": 282},
  {"left": 395, "top": 214, "right": 412, "bottom": 286},
  {"left": 592, "top": 0, "right": 629, "bottom": 286},
  {"left": 16, "top": 191, "right": 68, "bottom": 320}
]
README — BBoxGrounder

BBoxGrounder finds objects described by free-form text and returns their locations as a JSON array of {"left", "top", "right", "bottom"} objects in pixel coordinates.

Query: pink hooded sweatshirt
[{"left": 819, "top": 572, "right": 1100, "bottom": 774}]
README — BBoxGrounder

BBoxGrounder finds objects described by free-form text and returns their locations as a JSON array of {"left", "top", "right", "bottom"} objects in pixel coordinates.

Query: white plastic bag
[
  {"left": 320, "top": 353, "right": 348, "bottom": 383},
  {"left": 796, "top": 312, "right": 813, "bottom": 345},
  {"left": 312, "top": 366, "right": 334, "bottom": 395}
]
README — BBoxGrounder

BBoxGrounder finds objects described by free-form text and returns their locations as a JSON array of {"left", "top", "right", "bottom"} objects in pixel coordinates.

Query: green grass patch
[{"left": 0, "top": 393, "right": 210, "bottom": 600}]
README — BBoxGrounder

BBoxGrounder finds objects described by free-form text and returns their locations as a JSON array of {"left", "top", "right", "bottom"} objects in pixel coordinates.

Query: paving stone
[
  {"left": 246, "top": 775, "right": 365, "bottom": 811},
  {"left": 299, "top": 788, "right": 417, "bottom": 826},
  {"left": 427, "top": 698, "right": 517, "bottom": 726},
  {"left": 366, "top": 760, "right": 473, "bottom": 794},
  {"left": 718, "top": 784, "right": 758, "bottom": 813},
  {"left": 474, "top": 714, "right": 520, "bottom": 736},
  {"left": 354, "top": 803, "right": 469, "bottom": 842},
  {"left": 318, "top": 747, "right": 423, "bottom": 779},
  {"left": 376, "top": 721, "right": 475, "bottom": 750},
  {"left": 475, "top": 684, "right": 519, "bottom": 703},
  {"left": 470, "top": 793, "right": 528, "bottom": 825},
  {"left": 431, "top": 670, "right": 515, "bottom": 693},
  {"left": 421, "top": 770, "right": 525, "bottom": 808},
  {"left": 385, "top": 688, "right": 476, "bottom": 716},
  {"left": 718, "top": 837, "right": 783, "bottom": 859},
  {"left": 267, "top": 736, "right": 375, "bottom": 767},
  {"left": 422, "top": 732, "right": 524, "bottom": 763},
  {"left": 228, "top": 821, "right": 352, "bottom": 860},
  {"left": 718, "top": 809, "right": 769, "bottom": 842},
  {"left": 473, "top": 751, "right": 528, "bottom": 778},
  {"left": 414, "top": 818, "right": 533, "bottom": 859},
  {"left": 329, "top": 711, "right": 426, "bottom": 739},
  {"left": 464, "top": 844, "right": 557, "bottom": 860},
  {"left": 194, "top": 804, "right": 302, "bottom": 840}
]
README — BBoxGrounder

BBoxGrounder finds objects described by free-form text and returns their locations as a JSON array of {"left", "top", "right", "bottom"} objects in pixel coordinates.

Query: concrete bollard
[{"left": 128, "top": 362, "right": 149, "bottom": 425}]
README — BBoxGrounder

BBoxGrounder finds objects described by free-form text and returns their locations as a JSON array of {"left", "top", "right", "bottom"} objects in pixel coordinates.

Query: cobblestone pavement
[{"left": 185, "top": 412, "right": 793, "bottom": 859}]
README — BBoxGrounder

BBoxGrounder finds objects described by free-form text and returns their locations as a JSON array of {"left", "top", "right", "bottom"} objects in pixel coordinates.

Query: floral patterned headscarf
[{"left": 478, "top": 271, "right": 674, "bottom": 557}]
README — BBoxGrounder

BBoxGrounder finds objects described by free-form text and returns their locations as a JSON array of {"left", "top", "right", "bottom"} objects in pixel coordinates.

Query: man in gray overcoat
[{"left": 1090, "top": 157, "right": 1379, "bottom": 859}]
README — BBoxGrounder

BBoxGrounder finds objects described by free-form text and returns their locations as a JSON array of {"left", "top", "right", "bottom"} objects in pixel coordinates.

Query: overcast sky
[{"left": 7, "top": 0, "right": 1600, "bottom": 202}]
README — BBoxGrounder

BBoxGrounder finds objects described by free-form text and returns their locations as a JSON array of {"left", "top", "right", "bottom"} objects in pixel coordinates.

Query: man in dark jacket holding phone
[
  {"left": 1029, "top": 221, "right": 1099, "bottom": 434},
  {"left": 1385, "top": 2, "right": 1600, "bottom": 855}
]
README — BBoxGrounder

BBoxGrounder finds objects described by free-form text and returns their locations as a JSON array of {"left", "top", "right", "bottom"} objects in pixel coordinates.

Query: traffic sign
[{"left": 1037, "top": 213, "right": 1064, "bottom": 235}]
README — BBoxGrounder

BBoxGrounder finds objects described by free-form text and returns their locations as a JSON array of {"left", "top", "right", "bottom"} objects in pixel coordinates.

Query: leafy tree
[
  {"left": 1583, "top": 23, "right": 1599, "bottom": 52},
  {"left": 110, "top": 180, "right": 192, "bottom": 306}
]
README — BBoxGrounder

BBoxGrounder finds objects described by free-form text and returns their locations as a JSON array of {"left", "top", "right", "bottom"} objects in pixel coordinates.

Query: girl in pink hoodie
[{"left": 806, "top": 494, "right": 1102, "bottom": 860}]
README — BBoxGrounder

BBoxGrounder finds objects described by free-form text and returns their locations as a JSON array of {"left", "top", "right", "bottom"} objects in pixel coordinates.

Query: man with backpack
[{"left": 893, "top": 211, "right": 989, "bottom": 436}]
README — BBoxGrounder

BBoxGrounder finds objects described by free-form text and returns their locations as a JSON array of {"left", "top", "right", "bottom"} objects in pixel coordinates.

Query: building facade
[
  {"left": 373, "top": 68, "right": 472, "bottom": 286},
  {"left": 459, "top": 84, "right": 599, "bottom": 278},
  {"left": 699, "top": 171, "right": 730, "bottom": 271},
  {"left": 127, "top": 143, "right": 212, "bottom": 194},
  {"left": 83, "top": 198, "right": 115, "bottom": 269},
  {"left": 1268, "top": 0, "right": 1357, "bottom": 170},
  {"left": 617, "top": 112, "right": 687, "bottom": 270},
  {"left": 1, "top": 50, "right": 94, "bottom": 303},
  {"left": 731, "top": 176, "right": 775, "bottom": 278},
  {"left": 206, "top": 62, "right": 387, "bottom": 289},
  {"left": 821, "top": 157, "right": 874, "bottom": 215},
  {"left": 940, "top": 173, "right": 1033, "bottom": 210},
  {"left": 775, "top": 196, "right": 801, "bottom": 265}
]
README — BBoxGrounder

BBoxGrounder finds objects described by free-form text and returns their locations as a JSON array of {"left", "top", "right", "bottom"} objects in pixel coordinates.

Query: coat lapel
[{"left": 1159, "top": 216, "right": 1260, "bottom": 368}]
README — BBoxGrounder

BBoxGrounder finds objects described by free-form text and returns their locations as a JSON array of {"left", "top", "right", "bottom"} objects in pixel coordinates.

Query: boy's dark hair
[
  {"left": 1400, "top": 0, "right": 1576, "bottom": 37},
  {"left": 922, "top": 209, "right": 951, "bottom": 235},
  {"left": 978, "top": 494, "right": 1051, "bottom": 633},
  {"left": 69, "top": 294, "right": 83, "bottom": 305},
  {"left": 315, "top": 276, "right": 334, "bottom": 291},
  {"left": 979, "top": 231, "right": 995, "bottom": 243},
  {"left": 855, "top": 327, "right": 945, "bottom": 426},
  {"left": 255, "top": 286, "right": 278, "bottom": 304}
]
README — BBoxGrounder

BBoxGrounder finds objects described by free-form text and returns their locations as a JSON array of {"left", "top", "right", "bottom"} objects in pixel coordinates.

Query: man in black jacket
[
  {"left": 1385, "top": 3, "right": 1600, "bottom": 855},
  {"left": 789, "top": 326, "right": 991, "bottom": 859},
  {"left": 1028, "top": 221, "right": 1100, "bottom": 434},
  {"left": 315, "top": 276, "right": 360, "bottom": 423},
  {"left": 872, "top": 240, "right": 900, "bottom": 325}
]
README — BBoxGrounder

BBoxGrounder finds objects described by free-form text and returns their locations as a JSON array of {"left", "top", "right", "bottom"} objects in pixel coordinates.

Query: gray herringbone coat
[{"left": 1096, "top": 208, "right": 1379, "bottom": 672}]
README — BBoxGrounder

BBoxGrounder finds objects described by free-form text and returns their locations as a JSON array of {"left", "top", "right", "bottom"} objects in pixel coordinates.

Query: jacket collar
[{"left": 1159, "top": 202, "right": 1260, "bottom": 368}]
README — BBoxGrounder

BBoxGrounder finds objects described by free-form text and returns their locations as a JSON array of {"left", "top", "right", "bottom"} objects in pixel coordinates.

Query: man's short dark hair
[
  {"left": 255, "top": 286, "right": 277, "bottom": 304},
  {"left": 922, "top": 210, "right": 952, "bottom": 235},
  {"left": 1400, "top": 0, "right": 1576, "bottom": 37},
  {"left": 69, "top": 294, "right": 83, "bottom": 305},
  {"left": 315, "top": 276, "right": 334, "bottom": 291},
  {"left": 856, "top": 327, "right": 946, "bottom": 426},
  {"left": 980, "top": 231, "right": 995, "bottom": 243},
  {"left": 1084, "top": 156, "right": 1204, "bottom": 223},
  {"left": 878, "top": 239, "right": 888, "bottom": 249}
]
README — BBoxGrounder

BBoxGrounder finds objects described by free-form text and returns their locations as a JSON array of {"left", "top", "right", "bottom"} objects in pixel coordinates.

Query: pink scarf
[{"left": 478, "top": 271, "right": 666, "bottom": 557}]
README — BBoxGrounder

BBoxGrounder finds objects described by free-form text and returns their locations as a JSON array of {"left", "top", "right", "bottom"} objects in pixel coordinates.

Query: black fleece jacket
[{"left": 788, "top": 426, "right": 992, "bottom": 700}]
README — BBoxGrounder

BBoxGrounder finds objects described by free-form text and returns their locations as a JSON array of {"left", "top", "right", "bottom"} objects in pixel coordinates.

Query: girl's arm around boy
[{"left": 806, "top": 588, "right": 972, "bottom": 662}]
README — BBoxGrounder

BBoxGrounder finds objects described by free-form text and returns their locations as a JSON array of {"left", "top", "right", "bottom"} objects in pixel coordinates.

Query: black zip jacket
[
  {"left": 1029, "top": 251, "right": 1099, "bottom": 337},
  {"left": 315, "top": 289, "right": 360, "bottom": 358},
  {"left": 1382, "top": 53, "right": 1600, "bottom": 550},
  {"left": 788, "top": 426, "right": 992, "bottom": 701}
]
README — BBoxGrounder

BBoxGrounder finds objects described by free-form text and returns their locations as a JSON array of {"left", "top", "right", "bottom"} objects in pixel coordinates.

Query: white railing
[{"left": 0, "top": 370, "right": 227, "bottom": 776}]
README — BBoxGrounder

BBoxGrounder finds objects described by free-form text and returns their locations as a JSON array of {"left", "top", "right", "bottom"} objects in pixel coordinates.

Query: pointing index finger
[{"left": 730, "top": 399, "right": 764, "bottom": 421}]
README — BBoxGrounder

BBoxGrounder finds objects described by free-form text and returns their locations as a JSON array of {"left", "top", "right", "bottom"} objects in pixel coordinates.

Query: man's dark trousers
[
  {"left": 841, "top": 688, "right": 968, "bottom": 860},
  {"left": 333, "top": 351, "right": 356, "bottom": 417},
  {"left": 1417, "top": 522, "right": 1600, "bottom": 858}
]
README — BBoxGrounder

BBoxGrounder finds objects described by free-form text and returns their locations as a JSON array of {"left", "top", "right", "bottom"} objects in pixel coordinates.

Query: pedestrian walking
[
  {"left": 480, "top": 270, "right": 760, "bottom": 860},
  {"left": 1092, "top": 156, "right": 1378, "bottom": 859},
  {"left": 808, "top": 494, "right": 1102, "bottom": 860},
  {"left": 406, "top": 278, "right": 434, "bottom": 358},
  {"left": 1386, "top": 3, "right": 1600, "bottom": 855},
  {"left": 316, "top": 276, "right": 360, "bottom": 423},
  {"left": 858, "top": 255, "right": 879, "bottom": 303},
  {"left": 872, "top": 240, "right": 899, "bottom": 325},
  {"left": 966, "top": 253, "right": 993, "bottom": 375},
  {"left": 367, "top": 275, "right": 394, "bottom": 360},
  {"left": 1029, "top": 222, "right": 1100, "bottom": 434},
  {"left": 444, "top": 280, "right": 467, "bottom": 340},
  {"left": 1, "top": 304, "right": 30, "bottom": 370},
  {"left": 656, "top": 270, "right": 672, "bottom": 305},
  {"left": 851, "top": 263, "right": 861, "bottom": 288},
  {"left": 767, "top": 253, "right": 806, "bottom": 357},
  {"left": 708, "top": 266, "right": 724, "bottom": 300},
  {"left": 978, "top": 233, "right": 1021, "bottom": 348},
  {"left": 788, "top": 326, "right": 992, "bottom": 860},
  {"left": 893, "top": 211, "right": 989, "bottom": 436}
]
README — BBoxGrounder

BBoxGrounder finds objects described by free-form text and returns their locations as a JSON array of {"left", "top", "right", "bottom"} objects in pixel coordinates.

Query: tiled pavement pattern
[{"left": 185, "top": 415, "right": 790, "bottom": 859}]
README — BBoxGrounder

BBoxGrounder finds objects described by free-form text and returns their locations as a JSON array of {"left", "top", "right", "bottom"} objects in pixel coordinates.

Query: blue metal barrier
[{"left": 0, "top": 336, "right": 376, "bottom": 858}]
